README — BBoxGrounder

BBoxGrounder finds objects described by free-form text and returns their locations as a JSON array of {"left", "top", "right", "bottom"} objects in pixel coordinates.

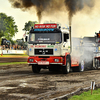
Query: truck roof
[{"left": 30, "top": 24, "right": 69, "bottom": 34}]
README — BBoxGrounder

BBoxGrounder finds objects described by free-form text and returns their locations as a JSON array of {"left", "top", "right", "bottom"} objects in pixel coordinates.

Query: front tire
[
  {"left": 32, "top": 65, "right": 41, "bottom": 73},
  {"left": 62, "top": 55, "right": 71, "bottom": 74}
]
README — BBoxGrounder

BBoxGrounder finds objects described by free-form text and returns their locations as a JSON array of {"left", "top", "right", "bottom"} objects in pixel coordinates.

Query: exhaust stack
[{"left": 69, "top": 26, "right": 72, "bottom": 53}]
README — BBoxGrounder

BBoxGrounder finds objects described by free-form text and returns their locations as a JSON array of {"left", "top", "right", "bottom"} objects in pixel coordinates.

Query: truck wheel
[
  {"left": 94, "top": 58, "right": 99, "bottom": 69},
  {"left": 78, "top": 60, "right": 84, "bottom": 72},
  {"left": 62, "top": 56, "right": 71, "bottom": 74},
  {"left": 95, "top": 59, "right": 98, "bottom": 69},
  {"left": 32, "top": 65, "right": 41, "bottom": 73}
]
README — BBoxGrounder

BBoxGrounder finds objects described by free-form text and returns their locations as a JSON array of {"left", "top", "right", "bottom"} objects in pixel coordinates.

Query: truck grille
[{"left": 34, "top": 49, "right": 53, "bottom": 55}]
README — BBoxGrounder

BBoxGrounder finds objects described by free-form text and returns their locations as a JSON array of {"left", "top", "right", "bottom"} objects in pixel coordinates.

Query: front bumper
[{"left": 27, "top": 56, "right": 64, "bottom": 65}]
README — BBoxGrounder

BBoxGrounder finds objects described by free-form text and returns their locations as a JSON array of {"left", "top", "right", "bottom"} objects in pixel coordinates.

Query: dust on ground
[{"left": 0, "top": 64, "right": 100, "bottom": 100}]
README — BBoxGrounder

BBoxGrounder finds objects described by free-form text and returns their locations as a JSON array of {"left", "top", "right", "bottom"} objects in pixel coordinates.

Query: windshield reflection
[{"left": 29, "top": 33, "right": 61, "bottom": 44}]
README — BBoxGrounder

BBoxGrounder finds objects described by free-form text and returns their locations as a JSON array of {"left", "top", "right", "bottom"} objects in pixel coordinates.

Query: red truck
[{"left": 26, "top": 24, "right": 85, "bottom": 74}]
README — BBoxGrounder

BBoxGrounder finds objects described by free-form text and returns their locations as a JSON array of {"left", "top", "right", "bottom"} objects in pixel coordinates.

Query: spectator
[
  {"left": 11, "top": 46, "right": 13, "bottom": 50},
  {"left": 0, "top": 45, "right": 2, "bottom": 50}
]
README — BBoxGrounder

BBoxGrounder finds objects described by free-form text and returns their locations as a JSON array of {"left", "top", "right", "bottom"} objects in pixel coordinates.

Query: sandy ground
[{"left": 0, "top": 64, "right": 100, "bottom": 100}]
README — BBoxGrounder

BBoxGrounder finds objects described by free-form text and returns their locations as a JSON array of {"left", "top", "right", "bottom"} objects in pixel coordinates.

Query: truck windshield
[{"left": 29, "top": 33, "right": 62, "bottom": 44}]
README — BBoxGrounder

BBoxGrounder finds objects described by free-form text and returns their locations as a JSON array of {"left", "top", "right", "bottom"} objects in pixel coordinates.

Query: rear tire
[
  {"left": 94, "top": 58, "right": 99, "bottom": 69},
  {"left": 62, "top": 55, "right": 71, "bottom": 74},
  {"left": 32, "top": 65, "right": 41, "bottom": 73},
  {"left": 78, "top": 60, "right": 84, "bottom": 72}
]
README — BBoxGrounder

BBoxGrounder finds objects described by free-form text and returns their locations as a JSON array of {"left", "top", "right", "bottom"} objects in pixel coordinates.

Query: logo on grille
[
  {"left": 39, "top": 49, "right": 48, "bottom": 54},
  {"left": 35, "top": 49, "right": 53, "bottom": 55}
]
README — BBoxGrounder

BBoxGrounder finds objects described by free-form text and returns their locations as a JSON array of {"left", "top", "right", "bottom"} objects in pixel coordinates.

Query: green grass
[
  {"left": 69, "top": 89, "right": 100, "bottom": 100},
  {"left": 0, "top": 62, "right": 27, "bottom": 65}
]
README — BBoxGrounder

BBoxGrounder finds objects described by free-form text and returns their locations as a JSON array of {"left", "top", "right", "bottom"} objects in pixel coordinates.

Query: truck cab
[{"left": 26, "top": 24, "right": 84, "bottom": 73}]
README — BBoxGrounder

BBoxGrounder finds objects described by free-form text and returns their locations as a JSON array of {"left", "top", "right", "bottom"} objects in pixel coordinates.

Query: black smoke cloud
[
  {"left": 31, "top": 0, "right": 54, "bottom": 23},
  {"left": 65, "top": 0, "right": 95, "bottom": 25},
  {"left": 8, "top": 0, "right": 64, "bottom": 23},
  {"left": 8, "top": 0, "right": 95, "bottom": 24}
]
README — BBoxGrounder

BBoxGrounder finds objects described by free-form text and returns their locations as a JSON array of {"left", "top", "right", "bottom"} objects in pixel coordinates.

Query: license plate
[{"left": 38, "top": 61, "right": 49, "bottom": 65}]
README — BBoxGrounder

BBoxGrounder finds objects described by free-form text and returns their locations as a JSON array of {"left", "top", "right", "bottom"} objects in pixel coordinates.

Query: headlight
[
  {"left": 54, "top": 59, "right": 59, "bottom": 62},
  {"left": 29, "top": 59, "right": 34, "bottom": 62}
]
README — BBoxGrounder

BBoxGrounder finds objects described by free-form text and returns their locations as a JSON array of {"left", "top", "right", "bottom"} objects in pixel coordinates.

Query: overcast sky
[
  {"left": 0, "top": 0, "right": 100, "bottom": 40},
  {"left": 0, "top": 0, "right": 38, "bottom": 40}
]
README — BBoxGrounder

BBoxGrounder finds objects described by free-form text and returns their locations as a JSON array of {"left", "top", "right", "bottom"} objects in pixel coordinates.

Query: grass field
[
  {"left": 69, "top": 89, "right": 100, "bottom": 100},
  {"left": 0, "top": 62, "right": 27, "bottom": 65}
]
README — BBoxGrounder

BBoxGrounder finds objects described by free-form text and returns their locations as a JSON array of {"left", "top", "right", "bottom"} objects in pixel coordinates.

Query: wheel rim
[
  {"left": 67, "top": 62, "right": 70, "bottom": 72},
  {"left": 81, "top": 60, "right": 84, "bottom": 71}
]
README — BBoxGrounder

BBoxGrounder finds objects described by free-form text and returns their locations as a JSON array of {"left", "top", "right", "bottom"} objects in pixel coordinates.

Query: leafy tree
[
  {"left": 23, "top": 21, "right": 38, "bottom": 34},
  {"left": 0, "top": 13, "right": 18, "bottom": 44}
]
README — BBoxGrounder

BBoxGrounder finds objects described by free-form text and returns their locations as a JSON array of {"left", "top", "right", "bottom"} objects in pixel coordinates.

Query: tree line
[{"left": 0, "top": 12, "right": 38, "bottom": 45}]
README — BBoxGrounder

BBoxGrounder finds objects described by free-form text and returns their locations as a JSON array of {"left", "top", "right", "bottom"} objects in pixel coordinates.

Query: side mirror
[
  {"left": 64, "top": 34, "right": 69, "bottom": 42},
  {"left": 25, "top": 36, "right": 28, "bottom": 42}
]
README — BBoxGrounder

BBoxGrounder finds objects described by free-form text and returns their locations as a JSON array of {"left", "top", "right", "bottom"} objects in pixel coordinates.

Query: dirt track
[
  {"left": 0, "top": 57, "right": 28, "bottom": 63},
  {"left": 0, "top": 64, "right": 100, "bottom": 100}
]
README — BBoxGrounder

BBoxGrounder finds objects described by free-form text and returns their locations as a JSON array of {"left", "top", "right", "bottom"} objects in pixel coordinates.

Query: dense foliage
[
  {"left": 0, "top": 13, "right": 18, "bottom": 40},
  {"left": 23, "top": 21, "right": 38, "bottom": 34}
]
